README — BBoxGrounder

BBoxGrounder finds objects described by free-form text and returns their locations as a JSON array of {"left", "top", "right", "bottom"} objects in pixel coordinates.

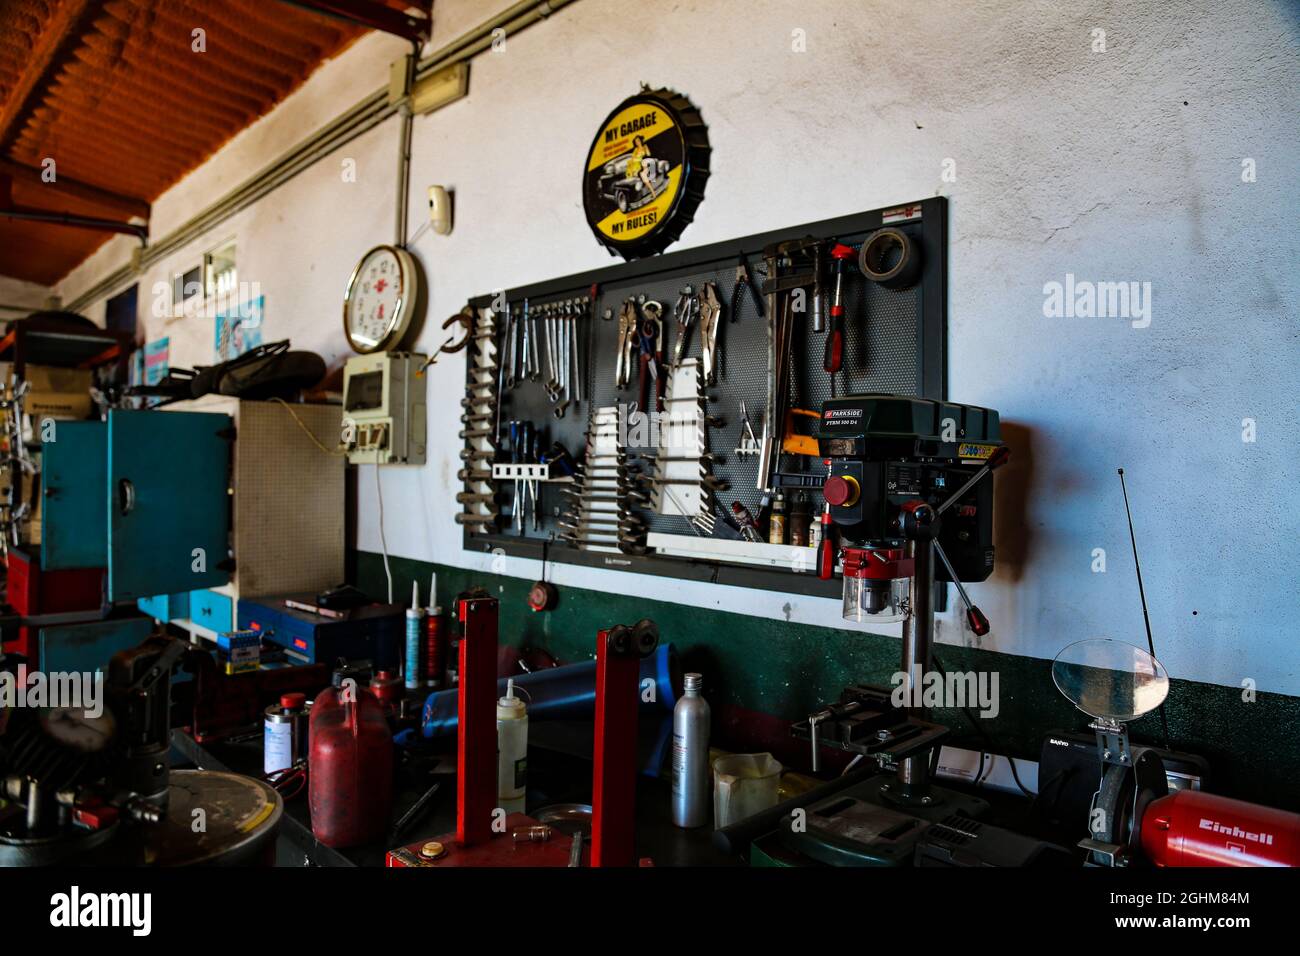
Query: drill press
[{"left": 787, "top": 394, "right": 1009, "bottom": 857}]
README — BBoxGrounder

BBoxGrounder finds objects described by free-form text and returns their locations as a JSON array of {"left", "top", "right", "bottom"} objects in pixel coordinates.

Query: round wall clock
[
  {"left": 342, "top": 244, "right": 423, "bottom": 353},
  {"left": 582, "top": 87, "right": 710, "bottom": 260}
]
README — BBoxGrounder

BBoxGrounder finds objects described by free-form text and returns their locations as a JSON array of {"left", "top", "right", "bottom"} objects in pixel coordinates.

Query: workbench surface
[{"left": 172, "top": 727, "right": 737, "bottom": 867}]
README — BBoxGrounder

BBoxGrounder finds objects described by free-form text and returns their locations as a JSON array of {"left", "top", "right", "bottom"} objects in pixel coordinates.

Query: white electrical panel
[{"left": 342, "top": 351, "right": 427, "bottom": 465}]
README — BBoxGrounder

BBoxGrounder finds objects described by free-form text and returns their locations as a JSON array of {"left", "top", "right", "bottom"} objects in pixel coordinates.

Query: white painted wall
[
  {"left": 0, "top": 276, "right": 52, "bottom": 315},
  {"left": 56, "top": 1, "right": 1300, "bottom": 694}
]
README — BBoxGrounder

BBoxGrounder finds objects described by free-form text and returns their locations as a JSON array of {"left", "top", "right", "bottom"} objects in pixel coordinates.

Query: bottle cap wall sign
[{"left": 582, "top": 87, "right": 710, "bottom": 259}]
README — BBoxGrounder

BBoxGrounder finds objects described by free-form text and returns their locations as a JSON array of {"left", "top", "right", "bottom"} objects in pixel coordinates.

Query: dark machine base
[
  {"left": 769, "top": 776, "right": 988, "bottom": 867},
  {"left": 759, "top": 776, "right": 1071, "bottom": 867}
]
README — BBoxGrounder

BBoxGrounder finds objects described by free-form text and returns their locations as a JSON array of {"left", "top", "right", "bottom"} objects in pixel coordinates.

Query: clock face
[{"left": 344, "top": 246, "right": 412, "bottom": 353}]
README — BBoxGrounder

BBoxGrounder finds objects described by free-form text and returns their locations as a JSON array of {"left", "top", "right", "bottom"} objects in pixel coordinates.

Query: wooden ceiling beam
[
  {"left": 0, "top": 158, "right": 149, "bottom": 221},
  {"left": 0, "top": 0, "right": 103, "bottom": 154}
]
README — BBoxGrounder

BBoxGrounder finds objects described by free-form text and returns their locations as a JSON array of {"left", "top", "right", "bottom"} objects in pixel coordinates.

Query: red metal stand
[
  {"left": 456, "top": 595, "right": 497, "bottom": 846},
  {"left": 591, "top": 624, "right": 647, "bottom": 867}
]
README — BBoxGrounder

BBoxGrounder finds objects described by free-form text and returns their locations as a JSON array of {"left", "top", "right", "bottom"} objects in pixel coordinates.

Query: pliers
[
  {"left": 698, "top": 281, "right": 722, "bottom": 384},
  {"left": 671, "top": 285, "right": 698, "bottom": 368},
  {"left": 614, "top": 298, "right": 639, "bottom": 389},
  {"left": 731, "top": 253, "right": 764, "bottom": 321}
]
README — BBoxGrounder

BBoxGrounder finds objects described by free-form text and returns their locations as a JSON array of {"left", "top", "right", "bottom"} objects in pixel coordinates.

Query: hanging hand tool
[
  {"left": 697, "top": 282, "right": 722, "bottom": 385},
  {"left": 735, "top": 399, "right": 760, "bottom": 456},
  {"left": 529, "top": 423, "right": 543, "bottom": 531},
  {"left": 509, "top": 420, "right": 525, "bottom": 533},
  {"left": 636, "top": 319, "right": 655, "bottom": 415},
  {"left": 421, "top": 307, "right": 474, "bottom": 370},
  {"left": 731, "top": 253, "right": 764, "bottom": 320},
  {"left": 811, "top": 242, "right": 829, "bottom": 334},
  {"left": 615, "top": 298, "right": 638, "bottom": 390},
  {"left": 527, "top": 300, "right": 540, "bottom": 381},
  {"left": 541, "top": 440, "right": 577, "bottom": 477},
  {"left": 823, "top": 243, "right": 856, "bottom": 391},
  {"left": 571, "top": 297, "right": 585, "bottom": 406},
  {"left": 502, "top": 305, "right": 517, "bottom": 390},
  {"left": 645, "top": 301, "right": 666, "bottom": 412},
  {"left": 671, "top": 285, "right": 698, "bottom": 369},
  {"left": 520, "top": 299, "right": 534, "bottom": 382}
]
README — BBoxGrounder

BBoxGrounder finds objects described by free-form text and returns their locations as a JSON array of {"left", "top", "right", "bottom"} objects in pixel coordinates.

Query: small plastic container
[
  {"left": 712, "top": 752, "right": 783, "bottom": 829},
  {"left": 497, "top": 679, "right": 528, "bottom": 814}
]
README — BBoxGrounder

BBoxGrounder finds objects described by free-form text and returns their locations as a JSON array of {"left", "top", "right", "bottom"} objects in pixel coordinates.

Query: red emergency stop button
[{"left": 823, "top": 474, "right": 860, "bottom": 508}]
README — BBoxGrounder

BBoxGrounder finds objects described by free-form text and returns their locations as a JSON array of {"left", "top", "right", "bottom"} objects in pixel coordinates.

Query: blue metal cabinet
[
  {"left": 106, "top": 409, "right": 232, "bottom": 601},
  {"left": 38, "top": 616, "right": 154, "bottom": 674},
  {"left": 41, "top": 421, "right": 107, "bottom": 570},
  {"left": 189, "top": 588, "right": 233, "bottom": 634},
  {"left": 137, "top": 592, "right": 190, "bottom": 622}
]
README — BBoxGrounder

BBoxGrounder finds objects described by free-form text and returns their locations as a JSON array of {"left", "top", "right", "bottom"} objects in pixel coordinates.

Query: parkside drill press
[{"left": 783, "top": 394, "right": 1012, "bottom": 864}]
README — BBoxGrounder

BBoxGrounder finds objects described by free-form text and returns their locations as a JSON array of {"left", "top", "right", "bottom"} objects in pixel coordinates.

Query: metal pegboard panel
[{"left": 464, "top": 198, "right": 946, "bottom": 597}]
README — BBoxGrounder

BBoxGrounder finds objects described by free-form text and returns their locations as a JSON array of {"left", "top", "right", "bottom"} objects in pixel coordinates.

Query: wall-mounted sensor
[{"left": 428, "top": 185, "right": 452, "bottom": 236}]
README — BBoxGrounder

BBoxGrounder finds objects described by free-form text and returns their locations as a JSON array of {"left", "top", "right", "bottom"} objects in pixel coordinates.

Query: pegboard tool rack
[{"left": 462, "top": 196, "right": 947, "bottom": 598}]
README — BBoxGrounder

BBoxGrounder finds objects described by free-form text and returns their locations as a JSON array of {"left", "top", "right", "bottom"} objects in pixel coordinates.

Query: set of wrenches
[
  {"left": 502, "top": 297, "right": 587, "bottom": 419},
  {"left": 559, "top": 406, "right": 648, "bottom": 554}
]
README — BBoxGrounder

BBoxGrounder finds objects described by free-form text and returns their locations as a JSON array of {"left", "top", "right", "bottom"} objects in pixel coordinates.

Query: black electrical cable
[
  {"left": 932, "top": 652, "right": 1035, "bottom": 799},
  {"left": 1118, "top": 468, "right": 1172, "bottom": 750}
]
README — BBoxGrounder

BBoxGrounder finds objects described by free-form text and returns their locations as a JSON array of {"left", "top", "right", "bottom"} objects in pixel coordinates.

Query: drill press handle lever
[{"left": 933, "top": 539, "right": 991, "bottom": 637}]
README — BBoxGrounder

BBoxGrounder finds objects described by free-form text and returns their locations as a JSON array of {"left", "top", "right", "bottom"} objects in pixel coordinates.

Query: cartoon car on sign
[{"left": 599, "top": 149, "right": 671, "bottom": 213}]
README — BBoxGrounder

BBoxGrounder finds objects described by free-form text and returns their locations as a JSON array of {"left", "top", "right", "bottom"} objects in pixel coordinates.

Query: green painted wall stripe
[{"left": 356, "top": 552, "right": 1300, "bottom": 811}]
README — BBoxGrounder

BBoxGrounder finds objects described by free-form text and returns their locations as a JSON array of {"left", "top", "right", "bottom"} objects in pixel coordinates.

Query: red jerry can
[{"left": 308, "top": 684, "right": 394, "bottom": 847}]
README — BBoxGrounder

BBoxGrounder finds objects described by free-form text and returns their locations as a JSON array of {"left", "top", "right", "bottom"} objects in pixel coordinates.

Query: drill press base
[{"left": 774, "top": 775, "right": 988, "bottom": 867}]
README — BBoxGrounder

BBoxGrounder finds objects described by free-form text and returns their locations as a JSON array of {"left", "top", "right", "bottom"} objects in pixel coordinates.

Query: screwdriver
[
  {"left": 817, "top": 502, "right": 836, "bottom": 580},
  {"left": 823, "top": 243, "right": 856, "bottom": 385},
  {"left": 509, "top": 421, "right": 523, "bottom": 532}
]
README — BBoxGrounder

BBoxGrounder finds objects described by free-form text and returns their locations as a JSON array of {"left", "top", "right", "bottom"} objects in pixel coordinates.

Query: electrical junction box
[{"left": 343, "top": 351, "right": 427, "bottom": 465}]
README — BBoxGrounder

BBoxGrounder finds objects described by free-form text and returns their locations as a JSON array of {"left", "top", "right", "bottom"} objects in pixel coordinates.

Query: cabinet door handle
[{"left": 118, "top": 478, "right": 136, "bottom": 516}]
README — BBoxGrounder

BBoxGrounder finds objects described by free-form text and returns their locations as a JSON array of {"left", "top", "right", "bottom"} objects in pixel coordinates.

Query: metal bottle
[{"left": 671, "top": 673, "right": 711, "bottom": 828}]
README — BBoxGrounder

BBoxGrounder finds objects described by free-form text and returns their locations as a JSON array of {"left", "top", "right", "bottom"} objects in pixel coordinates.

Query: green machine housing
[{"left": 817, "top": 394, "right": 1002, "bottom": 583}]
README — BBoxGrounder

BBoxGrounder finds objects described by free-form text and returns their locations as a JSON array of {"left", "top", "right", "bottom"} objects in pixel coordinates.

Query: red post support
[
  {"left": 590, "top": 624, "right": 643, "bottom": 867},
  {"left": 456, "top": 595, "right": 498, "bottom": 846}
]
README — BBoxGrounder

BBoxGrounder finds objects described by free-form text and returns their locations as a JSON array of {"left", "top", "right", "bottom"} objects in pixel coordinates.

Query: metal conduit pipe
[{"left": 67, "top": 0, "right": 580, "bottom": 314}]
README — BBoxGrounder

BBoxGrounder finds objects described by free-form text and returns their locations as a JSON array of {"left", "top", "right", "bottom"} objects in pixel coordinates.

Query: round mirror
[{"left": 1051, "top": 639, "right": 1169, "bottom": 722}]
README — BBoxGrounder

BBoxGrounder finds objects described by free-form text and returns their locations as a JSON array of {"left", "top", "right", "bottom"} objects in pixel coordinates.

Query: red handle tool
[{"left": 823, "top": 243, "right": 856, "bottom": 376}]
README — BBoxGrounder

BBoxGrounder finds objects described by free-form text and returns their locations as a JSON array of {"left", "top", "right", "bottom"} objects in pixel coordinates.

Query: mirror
[{"left": 1051, "top": 639, "right": 1169, "bottom": 722}]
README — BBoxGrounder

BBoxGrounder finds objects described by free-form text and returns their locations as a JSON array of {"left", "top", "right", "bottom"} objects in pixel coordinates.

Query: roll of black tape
[{"left": 858, "top": 227, "right": 922, "bottom": 289}]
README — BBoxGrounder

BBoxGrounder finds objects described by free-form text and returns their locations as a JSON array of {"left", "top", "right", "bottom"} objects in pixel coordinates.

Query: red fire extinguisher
[{"left": 308, "top": 683, "right": 394, "bottom": 848}]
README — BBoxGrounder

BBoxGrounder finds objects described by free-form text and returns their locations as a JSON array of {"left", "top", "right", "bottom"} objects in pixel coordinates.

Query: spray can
[
  {"left": 264, "top": 692, "right": 308, "bottom": 775},
  {"left": 424, "top": 571, "right": 445, "bottom": 688},
  {"left": 671, "top": 673, "right": 711, "bottom": 828},
  {"left": 497, "top": 679, "right": 528, "bottom": 814},
  {"left": 405, "top": 581, "right": 425, "bottom": 691}
]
